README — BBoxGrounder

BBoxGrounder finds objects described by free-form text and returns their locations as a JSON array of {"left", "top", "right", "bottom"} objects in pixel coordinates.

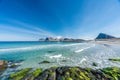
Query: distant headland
[
  {"left": 38, "top": 33, "right": 120, "bottom": 45},
  {"left": 39, "top": 37, "right": 85, "bottom": 42}
]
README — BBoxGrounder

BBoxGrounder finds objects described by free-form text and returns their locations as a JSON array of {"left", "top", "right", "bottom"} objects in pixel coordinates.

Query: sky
[{"left": 0, "top": 0, "right": 120, "bottom": 41}]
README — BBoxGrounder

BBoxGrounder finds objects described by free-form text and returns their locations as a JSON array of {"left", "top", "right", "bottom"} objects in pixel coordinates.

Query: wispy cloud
[
  {"left": 0, "top": 19, "right": 56, "bottom": 37},
  {"left": 8, "top": 19, "right": 55, "bottom": 36},
  {"left": 0, "top": 19, "right": 57, "bottom": 41}
]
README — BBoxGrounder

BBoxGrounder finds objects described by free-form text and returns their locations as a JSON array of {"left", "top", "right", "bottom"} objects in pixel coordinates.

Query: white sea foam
[
  {"left": 75, "top": 44, "right": 95, "bottom": 53},
  {"left": 75, "top": 47, "right": 91, "bottom": 53},
  {"left": 45, "top": 54, "right": 62, "bottom": 59},
  {"left": 80, "top": 58, "right": 87, "bottom": 63},
  {"left": 0, "top": 45, "right": 54, "bottom": 52},
  {"left": 62, "top": 43, "right": 82, "bottom": 47},
  {"left": 49, "top": 54, "right": 62, "bottom": 59},
  {"left": 0, "top": 43, "right": 88, "bottom": 52}
]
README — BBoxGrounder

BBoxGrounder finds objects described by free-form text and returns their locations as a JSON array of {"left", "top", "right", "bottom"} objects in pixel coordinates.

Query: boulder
[
  {"left": 0, "top": 60, "right": 8, "bottom": 75},
  {"left": 92, "top": 62, "right": 98, "bottom": 67},
  {"left": 39, "top": 60, "right": 51, "bottom": 64}
]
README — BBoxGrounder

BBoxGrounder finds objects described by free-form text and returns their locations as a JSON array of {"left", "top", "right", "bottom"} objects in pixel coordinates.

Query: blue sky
[{"left": 0, "top": 0, "right": 120, "bottom": 41}]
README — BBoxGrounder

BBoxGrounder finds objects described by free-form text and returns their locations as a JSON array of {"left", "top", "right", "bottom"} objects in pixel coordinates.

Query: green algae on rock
[
  {"left": 102, "top": 67, "right": 120, "bottom": 80},
  {"left": 32, "top": 68, "right": 43, "bottom": 77},
  {"left": 9, "top": 63, "right": 19, "bottom": 68},
  {"left": 66, "top": 77, "right": 73, "bottom": 80},
  {"left": 47, "top": 51, "right": 56, "bottom": 53},
  {"left": 35, "top": 66, "right": 114, "bottom": 80},
  {"left": 9, "top": 68, "right": 32, "bottom": 80},
  {"left": 109, "top": 58, "right": 120, "bottom": 62},
  {"left": 61, "top": 60, "right": 67, "bottom": 62},
  {"left": 23, "top": 68, "right": 43, "bottom": 80},
  {"left": 92, "top": 62, "right": 98, "bottom": 67},
  {"left": 7, "top": 66, "right": 120, "bottom": 80},
  {"left": 39, "top": 60, "right": 51, "bottom": 64}
]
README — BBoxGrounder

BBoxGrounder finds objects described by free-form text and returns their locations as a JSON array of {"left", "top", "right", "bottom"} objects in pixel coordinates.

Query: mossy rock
[
  {"left": 92, "top": 62, "right": 98, "bottom": 67},
  {"left": 66, "top": 77, "right": 73, "bottom": 80},
  {"left": 9, "top": 64, "right": 19, "bottom": 68},
  {"left": 84, "top": 68, "right": 92, "bottom": 72},
  {"left": 47, "top": 51, "right": 55, "bottom": 53},
  {"left": 61, "top": 60, "right": 67, "bottom": 62},
  {"left": 23, "top": 68, "right": 43, "bottom": 80},
  {"left": 32, "top": 68, "right": 43, "bottom": 77},
  {"left": 109, "top": 58, "right": 120, "bottom": 62},
  {"left": 8, "top": 66, "right": 120, "bottom": 80},
  {"left": 50, "top": 66, "right": 58, "bottom": 69},
  {"left": 9, "top": 68, "right": 32, "bottom": 80},
  {"left": 102, "top": 67, "right": 120, "bottom": 80},
  {"left": 39, "top": 60, "right": 50, "bottom": 64}
]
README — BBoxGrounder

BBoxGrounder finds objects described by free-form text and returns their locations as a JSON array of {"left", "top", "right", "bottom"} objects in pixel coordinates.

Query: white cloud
[
  {"left": 4, "top": 19, "right": 56, "bottom": 36},
  {"left": 0, "top": 19, "right": 56, "bottom": 41}
]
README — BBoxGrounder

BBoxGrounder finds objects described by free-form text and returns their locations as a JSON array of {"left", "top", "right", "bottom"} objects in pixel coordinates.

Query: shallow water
[{"left": 0, "top": 41, "right": 120, "bottom": 79}]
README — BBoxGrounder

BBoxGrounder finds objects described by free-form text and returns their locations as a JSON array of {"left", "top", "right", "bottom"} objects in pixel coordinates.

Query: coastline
[
  {"left": 1, "top": 64, "right": 120, "bottom": 80},
  {"left": 89, "top": 39, "right": 120, "bottom": 46},
  {"left": 1, "top": 41, "right": 120, "bottom": 80},
  {"left": 1, "top": 56, "right": 120, "bottom": 80}
]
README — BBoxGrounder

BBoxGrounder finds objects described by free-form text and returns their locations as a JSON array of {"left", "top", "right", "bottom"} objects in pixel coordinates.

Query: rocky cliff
[{"left": 96, "top": 33, "right": 116, "bottom": 39}]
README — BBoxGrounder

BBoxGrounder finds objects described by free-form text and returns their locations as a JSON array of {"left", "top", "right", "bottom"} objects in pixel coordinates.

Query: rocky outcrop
[
  {"left": 36, "top": 67, "right": 114, "bottom": 80},
  {"left": 0, "top": 60, "right": 8, "bottom": 75},
  {"left": 8, "top": 66, "right": 120, "bottom": 80},
  {"left": 39, "top": 60, "right": 51, "bottom": 64},
  {"left": 96, "top": 33, "right": 116, "bottom": 39},
  {"left": 8, "top": 60, "right": 24, "bottom": 68},
  {"left": 108, "top": 58, "right": 120, "bottom": 62}
]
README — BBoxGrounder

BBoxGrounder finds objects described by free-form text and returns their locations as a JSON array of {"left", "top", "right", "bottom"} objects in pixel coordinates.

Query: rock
[
  {"left": 39, "top": 60, "right": 50, "bottom": 64},
  {"left": 108, "top": 58, "right": 120, "bottom": 62},
  {"left": 36, "top": 66, "right": 116, "bottom": 80},
  {"left": 0, "top": 60, "right": 8, "bottom": 75},
  {"left": 61, "top": 60, "right": 67, "bottom": 62},
  {"left": 32, "top": 68, "right": 43, "bottom": 77},
  {"left": 23, "top": 68, "right": 43, "bottom": 80},
  {"left": 0, "top": 60, "right": 8, "bottom": 68},
  {"left": 9, "top": 63, "right": 19, "bottom": 68},
  {"left": 8, "top": 60, "right": 24, "bottom": 68},
  {"left": 36, "top": 67, "right": 56, "bottom": 80},
  {"left": 8, "top": 66, "right": 120, "bottom": 80},
  {"left": 9, "top": 68, "right": 32, "bottom": 80},
  {"left": 92, "top": 62, "right": 98, "bottom": 67},
  {"left": 47, "top": 51, "right": 56, "bottom": 53},
  {"left": 101, "top": 67, "right": 120, "bottom": 80},
  {"left": 96, "top": 33, "right": 116, "bottom": 39}
]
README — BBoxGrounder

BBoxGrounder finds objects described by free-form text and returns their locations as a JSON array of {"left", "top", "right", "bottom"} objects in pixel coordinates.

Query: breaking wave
[
  {"left": 0, "top": 45, "right": 52, "bottom": 52},
  {"left": 74, "top": 44, "right": 95, "bottom": 53},
  {"left": 45, "top": 54, "right": 63, "bottom": 59},
  {"left": 0, "top": 43, "right": 91, "bottom": 52}
]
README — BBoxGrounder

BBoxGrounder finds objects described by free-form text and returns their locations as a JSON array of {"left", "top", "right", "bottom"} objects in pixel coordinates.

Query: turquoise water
[
  {"left": 0, "top": 41, "right": 120, "bottom": 70},
  {"left": 1, "top": 41, "right": 120, "bottom": 79}
]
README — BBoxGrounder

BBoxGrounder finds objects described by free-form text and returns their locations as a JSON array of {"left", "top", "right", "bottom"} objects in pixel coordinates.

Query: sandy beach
[{"left": 89, "top": 39, "right": 120, "bottom": 46}]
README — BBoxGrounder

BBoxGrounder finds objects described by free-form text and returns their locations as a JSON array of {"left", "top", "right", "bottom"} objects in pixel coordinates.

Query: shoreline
[
  {"left": 1, "top": 41, "right": 120, "bottom": 80},
  {"left": 1, "top": 59, "right": 120, "bottom": 80},
  {"left": 2, "top": 66, "right": 120, "bottom": 80},
  {"left": 89, "top": 40, "right": 120, "bottom": 46}
]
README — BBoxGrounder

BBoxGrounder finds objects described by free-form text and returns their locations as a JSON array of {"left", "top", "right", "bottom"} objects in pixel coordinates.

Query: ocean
[
  {"left": 0, "top": 41, "right": 120, "bottom": 70},
  {"left": 1, "top": 41, "right": 120, "bottom": 79}
]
